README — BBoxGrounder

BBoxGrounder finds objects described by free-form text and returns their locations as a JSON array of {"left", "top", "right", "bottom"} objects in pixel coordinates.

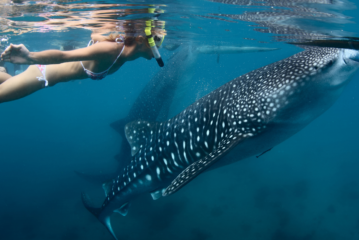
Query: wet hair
[
  {"left": 105, "top": 34, "right": 146, "bottom": 47},
  {"left": 104, "top": 29, "right": 165, "bottom": 47}
]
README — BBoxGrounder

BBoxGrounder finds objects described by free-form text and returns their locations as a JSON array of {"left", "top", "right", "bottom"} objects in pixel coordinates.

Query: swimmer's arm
[
  {"left": 1, "top": 42, "right": 117, "bottom": 64},
  {"left": 30, "top": 42, "right": 118, "bottom": 64}
]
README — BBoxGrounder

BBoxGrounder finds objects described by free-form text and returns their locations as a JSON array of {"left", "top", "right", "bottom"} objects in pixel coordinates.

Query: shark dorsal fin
[
  {"left": 162, "top": 137, "right": 240, "bottom": 197},
  {"left": 125, "top": 120, "right": 160, "bottom": 156},
  {"left": 114, "top": 202, "right": 131, "bottom": 216}
]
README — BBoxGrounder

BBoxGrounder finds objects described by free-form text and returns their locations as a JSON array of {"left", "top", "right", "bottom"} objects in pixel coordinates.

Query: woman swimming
[{"left": 0, "top": 29, "right": 165, "bottom": 103}]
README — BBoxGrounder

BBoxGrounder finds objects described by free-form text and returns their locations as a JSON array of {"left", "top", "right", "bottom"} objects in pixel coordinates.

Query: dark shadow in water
[
  {"left": 190, "top": 228, "right": 211, "bottom": 240},
  {"left": 210, "top": 206, "right": 224, "bottom": 217},
  {"left": 272, "top": 230, "right": 296, "bottom": 240},
  {"left": 21, "top": 214, "right": 39, "bottom": 240},
  {"left": 253, "top": 185, "right": 271, "bottom": 209},
  {"left": 253, "top": 185, "right": 284, "bottom": 210},
  {"left": 148, "top": 201, "right": 186, "bottom": 231},
  {"left": 326, "top": 204, "right": 336, "bottom": 214},
  {"left": 0, "top": 212, "right": 16, "bottom": 239},
  {"left": 271, "top": 229, "right": 315, "bottom": 240},
  {"left": 61, "top": 226, "right": 80, "bottom": 240},
  {"left": 239, "top": 223, "right": 252, "bottom": 237},
  {"left": 129, "top": 196, "right": 188, "bottom": 237},
  {"left": 0, "top": 206, "right": 41, "bottom": 240},
  {"left": 254, "top": 180, "right": 310, "bottom": 210},
  {"left": 291, "top": 180, "right": 309, "bottom": 199},
  {"left": 149, "top": 202, "right": 185, "bottom": 231},
  {"left": 276, "top": 208, "right": 291, "bottom": 227},
  {"left": 340, "top": 181, "right": 359, "bottom": 202}
]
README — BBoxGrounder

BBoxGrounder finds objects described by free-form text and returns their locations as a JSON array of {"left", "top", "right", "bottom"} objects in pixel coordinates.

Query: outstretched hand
[{"left": 1, "top": 44, "right": 31, "bottom": 64}]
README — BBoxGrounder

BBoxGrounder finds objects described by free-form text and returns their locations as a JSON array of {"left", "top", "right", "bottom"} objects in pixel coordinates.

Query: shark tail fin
[{"left": 81, "top": 193, "right": 119, "bottom": 240}]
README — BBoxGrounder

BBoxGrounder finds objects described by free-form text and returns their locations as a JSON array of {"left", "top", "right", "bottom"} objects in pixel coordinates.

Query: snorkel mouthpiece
[
  {"left": 156, "top": 58, "right": 164, "bottom": 67},
  {"left": 145, "top": 22, "right": 164, "bottom": 67},
  {"left": 148, "top": 37, "right": 164, "bottom": 67}
]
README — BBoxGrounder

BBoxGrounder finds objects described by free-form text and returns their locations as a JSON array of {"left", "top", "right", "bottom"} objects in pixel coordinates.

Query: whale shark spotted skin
[
  {"left": 76, "top": 44, "right": 279, "bottom": 184},
  {"left": 82, "top": 47, "right": 359, "bottom": 240},
  {"left": 75, "top": 46, "right": 198, "bottom": 184}
]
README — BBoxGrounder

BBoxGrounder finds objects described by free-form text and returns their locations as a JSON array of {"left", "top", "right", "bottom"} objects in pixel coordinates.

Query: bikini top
[{"left": 80, "top": 39, "right": 125, "bottom": 80}]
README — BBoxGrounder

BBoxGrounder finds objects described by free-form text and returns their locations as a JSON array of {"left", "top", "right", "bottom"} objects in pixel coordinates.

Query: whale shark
[
  {"left": 76, "top": 44, "right": 279, "bottom": 184},
  {"left": 82, "top": 46, "right": 359, "bottom": 240}
]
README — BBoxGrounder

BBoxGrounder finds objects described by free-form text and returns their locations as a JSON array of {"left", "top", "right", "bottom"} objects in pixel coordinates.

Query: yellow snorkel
[{"left": 145, "top": 19, "right": 165, "bottom": 67}]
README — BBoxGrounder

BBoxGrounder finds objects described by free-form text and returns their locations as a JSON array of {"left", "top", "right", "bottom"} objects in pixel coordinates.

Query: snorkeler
[{"left": 0, "top": 28, "right": 165, "bottom": 104}]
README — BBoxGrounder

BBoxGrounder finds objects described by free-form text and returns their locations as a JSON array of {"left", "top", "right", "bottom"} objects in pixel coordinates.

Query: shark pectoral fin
[
  {"left": 163, "top": 138, "right": 239, "bottom": 197},
  {"left": 150, "top": 188, "right": 166, "bottom": 200},
  {"left": 114, "top": 202, "right": 131, "bottom": 216},
  {"left": 102, "top": 180, "right": 114, "bottom": 197},
  {"left": 125, "top": 120, "right": 161, "bottom": 156}
]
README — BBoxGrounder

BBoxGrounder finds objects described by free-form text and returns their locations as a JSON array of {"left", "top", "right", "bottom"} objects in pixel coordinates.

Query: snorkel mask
[{"left": 145, "top": 20, "right": 165, "bottom": 67}]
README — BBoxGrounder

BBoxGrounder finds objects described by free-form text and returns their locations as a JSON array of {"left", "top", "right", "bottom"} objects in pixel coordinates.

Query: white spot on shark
[{"left": 156, "top": 167, "right": 161, "bottom": 179}]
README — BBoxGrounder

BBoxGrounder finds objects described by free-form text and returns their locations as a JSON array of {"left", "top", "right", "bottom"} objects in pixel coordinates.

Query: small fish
[{"left": 256, "top": 148, "right": 272, "bottom": 158}]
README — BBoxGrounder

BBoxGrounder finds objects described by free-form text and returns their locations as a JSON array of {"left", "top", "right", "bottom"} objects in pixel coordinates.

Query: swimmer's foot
[
  {"left": 0, "top": 66, "right": 6, "bottom": 74},
  {"left": 0, "top": 68, "right": 11, "bottom": 84}
]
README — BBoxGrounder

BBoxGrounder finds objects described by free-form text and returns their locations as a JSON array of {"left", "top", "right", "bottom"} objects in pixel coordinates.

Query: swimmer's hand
[{"left": 0, "top": 44, "right": 31, "bottom": 64}]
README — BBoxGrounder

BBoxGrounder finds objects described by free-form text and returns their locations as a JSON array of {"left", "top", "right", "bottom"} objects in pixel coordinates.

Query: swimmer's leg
[{"left": 0, "top": 65, "right": 45, "bottom": 103}]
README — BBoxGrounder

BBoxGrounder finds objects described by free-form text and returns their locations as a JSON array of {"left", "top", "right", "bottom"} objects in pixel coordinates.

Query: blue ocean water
[{"left": 1, "top": 0, "right": 359, "bottom": 239}]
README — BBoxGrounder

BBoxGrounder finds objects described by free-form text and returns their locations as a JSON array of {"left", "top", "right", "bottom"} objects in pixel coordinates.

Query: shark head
[
  {"left": 322, "top": 48, "right": 359, "bottom": 87},
  {"left": 344, "top": 48, "right": 359, "bottom": 63}
]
